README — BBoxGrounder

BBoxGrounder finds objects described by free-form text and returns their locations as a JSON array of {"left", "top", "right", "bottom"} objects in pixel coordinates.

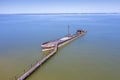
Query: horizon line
[{"left": 0, "top": 12, "right": 120, "bottom": 15}]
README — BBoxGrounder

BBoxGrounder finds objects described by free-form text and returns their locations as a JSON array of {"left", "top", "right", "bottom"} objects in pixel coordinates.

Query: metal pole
[{"left": 68, "top": 25, "right": 70, "bottom": 36}]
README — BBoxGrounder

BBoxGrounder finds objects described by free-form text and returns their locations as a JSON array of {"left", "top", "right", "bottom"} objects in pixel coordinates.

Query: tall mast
[{"left": 68, "top": 25, "right": 70, "bottom": 36}]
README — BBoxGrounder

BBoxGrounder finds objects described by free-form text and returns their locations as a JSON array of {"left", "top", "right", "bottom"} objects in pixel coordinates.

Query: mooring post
[
  {"left": 15, "top": 76, "right": 17, "bottom": 80},
  {"left": 24, "top": 69, "right": 25, "bottom": 73}
]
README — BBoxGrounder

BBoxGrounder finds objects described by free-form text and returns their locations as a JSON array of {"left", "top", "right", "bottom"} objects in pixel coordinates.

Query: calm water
[{"left": 0, "top": 14, "right": 120, "bottom": 80}]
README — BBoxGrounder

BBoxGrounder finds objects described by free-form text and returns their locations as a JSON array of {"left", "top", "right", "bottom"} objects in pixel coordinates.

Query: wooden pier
[
  {"left": 17, "top": 43, "right": 58, "bottom": 80},
  {"left": 16, "top": 32, "right": 86, "bottom": 80}
]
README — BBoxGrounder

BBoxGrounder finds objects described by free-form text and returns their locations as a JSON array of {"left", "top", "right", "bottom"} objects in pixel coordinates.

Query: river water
[{"left": 0, "top": 14, "right": 120, "bottom": 80}]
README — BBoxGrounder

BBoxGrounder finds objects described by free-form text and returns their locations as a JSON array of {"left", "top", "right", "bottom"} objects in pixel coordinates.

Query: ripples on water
[{"left": 0, "top": 14, "right": 120, "bottom": 80}]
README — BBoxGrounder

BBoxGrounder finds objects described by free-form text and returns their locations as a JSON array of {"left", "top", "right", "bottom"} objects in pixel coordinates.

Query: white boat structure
[{"left": 41, "top": 29, "right": 86, "bottom": 51}]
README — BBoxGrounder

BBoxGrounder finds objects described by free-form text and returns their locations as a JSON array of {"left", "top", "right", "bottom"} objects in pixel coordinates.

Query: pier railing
[
  {"left": 9, "top": 43, "right": 58, "bottom": 80},
  {"left": 9, "top": 58, "right": 42, "bottom": 80}
]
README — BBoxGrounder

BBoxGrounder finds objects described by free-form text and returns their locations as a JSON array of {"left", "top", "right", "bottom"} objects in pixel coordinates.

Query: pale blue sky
[{"left": 0, "top": 0, "right": 120, "bottom": 14}]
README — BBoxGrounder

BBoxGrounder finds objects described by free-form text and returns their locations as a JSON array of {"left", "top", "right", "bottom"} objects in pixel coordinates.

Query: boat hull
[{"left": 41, "top": 31, "right": 86, "bottom": 51}]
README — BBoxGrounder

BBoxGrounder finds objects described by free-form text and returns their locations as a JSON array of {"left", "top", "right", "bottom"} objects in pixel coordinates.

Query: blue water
[{"left": 0, "top": 14, "right": 120, "bottom": 80}]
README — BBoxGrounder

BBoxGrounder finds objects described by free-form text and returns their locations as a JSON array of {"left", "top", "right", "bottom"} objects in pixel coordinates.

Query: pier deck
[{"left": 17, "top": 43, "right": 58, "bottom": 80}]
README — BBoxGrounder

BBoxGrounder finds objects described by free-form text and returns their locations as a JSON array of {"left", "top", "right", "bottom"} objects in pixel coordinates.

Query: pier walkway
[{"left": 17, "top": 43, "right": 58, "bottom": 80}]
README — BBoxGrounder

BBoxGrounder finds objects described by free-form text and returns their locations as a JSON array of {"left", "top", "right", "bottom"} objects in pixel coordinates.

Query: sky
[{"left": 0, "top": 0, "right": 120, "bottom": 14}]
